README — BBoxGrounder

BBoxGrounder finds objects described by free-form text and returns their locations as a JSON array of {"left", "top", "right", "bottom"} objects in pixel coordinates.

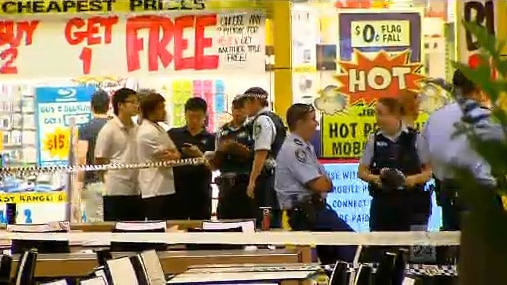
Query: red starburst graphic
[{"left": 335, "top": 49, "right": 425, "bottom": 105}]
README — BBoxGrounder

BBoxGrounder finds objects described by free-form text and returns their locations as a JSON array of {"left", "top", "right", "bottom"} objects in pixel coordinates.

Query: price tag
[
  {"left": 43, "top": 127, "right": 70, "bottom": 159},
  {"left": 350, "top": 20, "right": 411, "bottom": 48}
]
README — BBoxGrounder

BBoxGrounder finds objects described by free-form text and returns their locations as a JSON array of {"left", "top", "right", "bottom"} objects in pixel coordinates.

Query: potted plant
[{"left": 451, "top": 21, "right": 507, "bottom": 285}]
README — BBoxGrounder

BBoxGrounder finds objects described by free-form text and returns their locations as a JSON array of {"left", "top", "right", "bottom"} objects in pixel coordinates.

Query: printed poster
[
  {"left": 316, "top": 10, "right": 444, "bottom": 160},
  {"left": 36, "top": 86, "right": 96, "bottom": 166}
]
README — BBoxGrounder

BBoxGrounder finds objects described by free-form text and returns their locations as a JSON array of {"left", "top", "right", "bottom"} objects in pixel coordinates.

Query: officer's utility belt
[
  {"left": 260, "top": 167, "right": 274, "bottom": 176},
  {"left": 287, "top": 194, "right": 326, "bottom": 228},
  {"left": 215, "top": 172, "right": 249, "bottom": 186}
]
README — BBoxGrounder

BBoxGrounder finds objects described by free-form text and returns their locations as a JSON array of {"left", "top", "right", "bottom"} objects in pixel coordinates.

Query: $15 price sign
[
  {"left": 351, "top": 20, "right": 411, "bottom": 48},
  {"left": 43, "top": 127, "right": 71, "bottom": 160}
]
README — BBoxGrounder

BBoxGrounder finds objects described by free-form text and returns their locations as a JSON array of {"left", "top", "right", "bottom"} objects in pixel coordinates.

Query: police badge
[
  {"left": 254, "top": 124, "right": 262, "bottom": 139},
  {"left": 295, "top": 149, "right": 307, "bottom": 163}
]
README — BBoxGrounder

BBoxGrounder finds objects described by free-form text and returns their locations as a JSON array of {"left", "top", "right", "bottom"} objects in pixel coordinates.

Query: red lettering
[
  {"left": 64, "top": 16, "right": 118, "bottom": 75},
  {"left": 194, "top": 14, "right": 219, "bottom": 70},
  {"left": 126, "top": 15, "right": 151, "bottom": 72},
  {"left": 0, "top": 48, "right": 18, "bottom": 74},
  {"left": 174, "top": 15, "right": 194, "bottom": 70},
  {"left": 150, "top": 17, "right": 174, "bottom": 71},
  {"left": 0, "top": 20, "right": 39, "bottom": 47},
  {"left": 126, "top": 15, "right": 175, "bottom": 72},
  {"left": 126, "top": 14, "right": 219, "bottom": 72},
  {"left": 64, "top": 16, "right": 118, "bottom": 46},
  {"left": 79, "top": 47, "right": 92, "bottom": 75},
  {"left": 0, "top": 20, "right": 39, "bottom": 74}
]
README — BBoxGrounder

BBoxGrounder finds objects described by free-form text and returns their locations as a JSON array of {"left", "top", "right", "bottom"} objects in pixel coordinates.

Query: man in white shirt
[
  {"left": 95, "top": 88, "right": 142, "bottom": 221},
  {"left": 137, "top": 92, "right": 180, "bottom": 220}
]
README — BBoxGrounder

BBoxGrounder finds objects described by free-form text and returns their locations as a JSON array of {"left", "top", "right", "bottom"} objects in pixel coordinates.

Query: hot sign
[{"left": 335, "top": 49, "right": 424, "bottom": 104}]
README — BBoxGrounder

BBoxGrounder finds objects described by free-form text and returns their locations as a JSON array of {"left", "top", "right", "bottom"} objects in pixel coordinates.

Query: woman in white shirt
[{"left": 137, "top": 92, "right": 180, "bottom": 220}]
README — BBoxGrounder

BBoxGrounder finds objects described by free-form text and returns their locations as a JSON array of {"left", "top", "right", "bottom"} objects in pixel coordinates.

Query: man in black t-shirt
[
  {"left": 77, "top": 90, "right": 110, "bottom": 222},
  {"left": 168, "top": 98, "right": 215, "bottom": 220}
]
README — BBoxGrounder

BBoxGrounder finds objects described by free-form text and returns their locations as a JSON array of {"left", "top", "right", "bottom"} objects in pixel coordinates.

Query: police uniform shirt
[
  {"left": 360, "top": 125, "right": 430, "bottom": 168},
  {"left": 460, "top": 99, "right": 505, "bottom": 142},
  {"left": 423, "top": 102, "right": 496, "bottom": 186},
  {"left": 252, "top": 107, "right": 277, "bottom": 151},
  {"left": 275, "top": 133, "right": 325, "bottom": 209},
  {"left": 216, "top": 122, "right": 252, "bottom": 174}
]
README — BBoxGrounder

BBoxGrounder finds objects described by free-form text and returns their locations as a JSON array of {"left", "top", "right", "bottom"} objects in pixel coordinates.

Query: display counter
[{"left": 10, "top": 248, "right": 304, "bottom": 278}]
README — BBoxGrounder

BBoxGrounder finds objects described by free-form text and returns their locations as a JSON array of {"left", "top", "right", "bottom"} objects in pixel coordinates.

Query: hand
[
  {"left": 154, "top": 149, "right": 179, "bottom": 161},
  {"left": 370, "top": 175, "right": 381, "bottom": 186},
  {"left": 218, "top": 139, "right": 233, "bottom": 151},
  {"left": 247, "top": 182, "right": 255, "bottom": 199},
  {"left": 380, "top": 168, "right": 390, "bottom": 176},
  {"left": 405, "top": 175, "right": 417, "bottom": 187},
  {"left": 181, "top": 144, "right": 203, "bottom": 157},
  {"left": 228, "top": 142, "right": 251, "bottom": 157}
]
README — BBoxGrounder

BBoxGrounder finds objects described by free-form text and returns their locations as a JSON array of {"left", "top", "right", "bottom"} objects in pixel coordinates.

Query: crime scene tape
[
  {"left": 0, "top": 158, "right": 206, "bottom": 177},
  {"left": 0, "top": 231, "right": 461, "bottom": 246}
]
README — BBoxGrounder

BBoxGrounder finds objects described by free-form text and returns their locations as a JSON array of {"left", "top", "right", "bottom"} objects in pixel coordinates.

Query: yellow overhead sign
[
  {"left": 0, "top": 191, "right": 67, "bottom": 203},
  {"left": 0, "top": 0, "right": 266, "bottom": 15}
]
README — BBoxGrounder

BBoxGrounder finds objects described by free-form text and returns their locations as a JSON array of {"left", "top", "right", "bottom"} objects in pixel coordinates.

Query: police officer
[
  {"left": 242, "top": 87, "right": 286, "bottom": 228},
  {"left": 213, "top": 96, "right": 256, "bottom": 219},
  {"left": 424, "top": 70, "right": 499, "bottom": 232},
  {"left": 358, "top": 97, "right": 432, "bottom": 232},
  {"left": 275, "top": 103, "right": 356, "bottom": 263}
]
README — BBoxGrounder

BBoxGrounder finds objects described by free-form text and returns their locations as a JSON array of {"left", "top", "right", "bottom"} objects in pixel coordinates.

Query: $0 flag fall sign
[{"left": 43, "top": 128, "right": 70, "bottom": 160}]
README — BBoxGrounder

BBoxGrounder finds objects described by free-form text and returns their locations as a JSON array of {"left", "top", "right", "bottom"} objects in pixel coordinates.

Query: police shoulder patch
[
  {"left": 293, "top": 138, "right": 304, "bottom": 146},
  {"left": 254, "top": 124, "right": 262, "bottom": 138},
  {"left": 295, "top": 148, "right": 307, "bottom": 163}
]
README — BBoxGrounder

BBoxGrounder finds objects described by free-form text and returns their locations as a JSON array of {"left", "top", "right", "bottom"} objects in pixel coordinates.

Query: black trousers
[
  {"left": 254, "top": 173, "right": 281, "bottom": 229},
  {"left": 287, "top": 206, "right": 356, "bottom": 263},
  {"left": 369, "top": 191, "right": 431, "bottom": 231},
  {"left": 216, "top": 174, "right": 256, "bottom": 220},
  {"left": 368, "top": 191, "right": 431, "bottom": 263},
  {"left": 173, "top": 184, "right": 212, "bottom": 220},
  {"left": 103, "top": 195, "right": 143, "bottom": 222},
  {"left": 143, "top": 194, "right": 179, "bottom": 220}
]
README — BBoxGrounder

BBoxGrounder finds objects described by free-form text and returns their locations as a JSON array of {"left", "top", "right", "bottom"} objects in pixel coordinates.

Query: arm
[
  {"left": 407, "top": 134, "right": 433, "bottom": 184},
  {"left": 139, "top": 132, "right": 180, "bottom": 162},
  {"left": 460, "top": 99, "right": 506, "bottom": 141},
  {"left": 249, "top": 116, "right": 275, "bottom": 186},
  {"left": 288, "top": 148, "right": 332, "bottom": 193},
  {"left": 94, "top": 127, "right": 112, "bottom": 181},
  {"left": 76, "top": 126, "right": 89, "bottom": 183},
  {"left": 357, "top": 135, "right": 380, "bottom": 184}
]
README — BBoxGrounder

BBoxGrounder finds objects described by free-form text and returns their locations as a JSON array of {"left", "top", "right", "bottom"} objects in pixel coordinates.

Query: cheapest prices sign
[
  {"left": 0, "top": 0, "right": 262, "bottom": 14},
  {"left": 0, "top": 10, "right": 266, "bottom": 77}
]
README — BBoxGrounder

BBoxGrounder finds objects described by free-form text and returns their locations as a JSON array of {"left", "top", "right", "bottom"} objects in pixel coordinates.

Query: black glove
[{"left": 380, "top": 168, "right": 406, "bottom": 191}]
